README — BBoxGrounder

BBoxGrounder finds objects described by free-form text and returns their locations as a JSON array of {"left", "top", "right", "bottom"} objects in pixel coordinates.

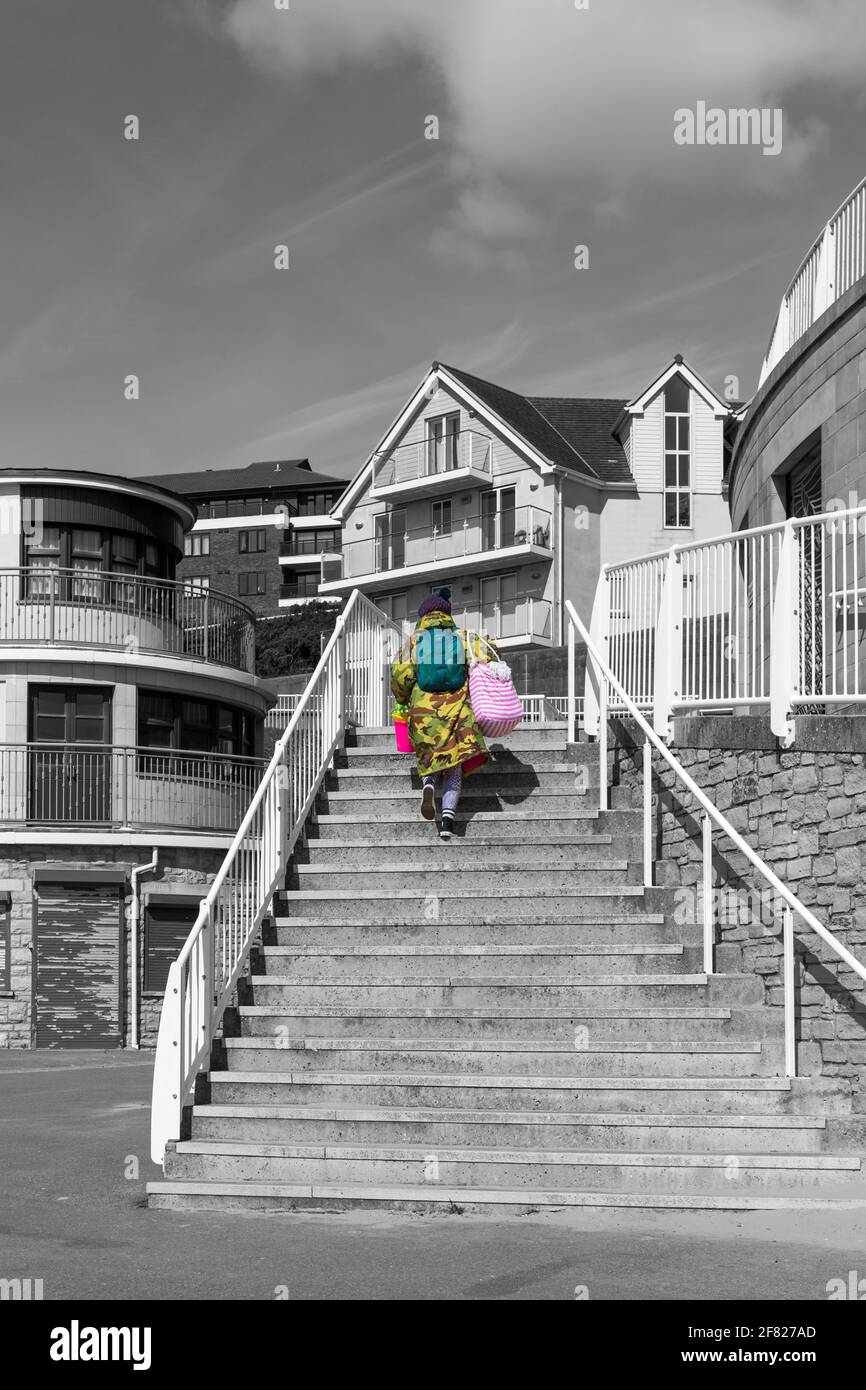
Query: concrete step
[
  {"left": 206, "top": 1071, "right": 800, "bottom": 1114},
  {"left": 258, "top": 944, "right": 703, "bottom": 980},
  {"left": 222, "top": 1037, "right": 782, "bottom": 1077},
  {"left": 234, "top": 1005, "right": 786, "bottom": 1044},
  {"left": 310, "top": 809, "right": 644, "bottom": 841},
  {"left": 317, "top": 790, "right": 640, "bottom": 815},
  {"left": 296, "top": 841, "right": 642, "bottom": 868},
  {"left": 245, "top": 974, "right": 766, "bottom": 1010},
  {"left": 347, "top": 729, "right": 569, "bottom": 751},
  {"left": 326, "top": 766, "right": 598, "bottom": 790},
  {"left": 338, "top": 747, "right": 580, "bottom": 771},
  {"left": 276, "top": 889, "right": 654, "bottom": 923},
  {"left": 146, "top": 1176, "right": 866, "bottom": 1213},
  {"left": 187, "top": 1104, "right": 831, "bottom": 1153},
  {"left": 163, "top": 1140, "right": 862, "bottom": 1193},
  {"left": 288, "top": 865, "right": 641, "bottom": 893},
  {"left": 270, "top": 917, "right": 698, "bottom": 949}
]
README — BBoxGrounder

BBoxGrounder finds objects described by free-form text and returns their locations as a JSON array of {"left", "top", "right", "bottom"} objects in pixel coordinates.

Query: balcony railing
[
  {"left": 373, "top": 428, "right": 493, "bottom": 491},
  {"left": 0, "top": 744, "right": 265, "bottom": 833},
  {"left": 585, "top": 501, "right": 866, "bottom": 744},
  {"left": 280, "top": 536, "right": 342, "bottom": 558},
  {"left": 760, "top": 176, "right": 866, "bottom": 385},
  {"left": 452, "top": 596, "right": 553, "bottom": 644},
  {"left": 0, "top": 567, "right": 255, "bottom": 673},
  {"left": 321, "top": 506, "right": 553, "bottom": 583}
]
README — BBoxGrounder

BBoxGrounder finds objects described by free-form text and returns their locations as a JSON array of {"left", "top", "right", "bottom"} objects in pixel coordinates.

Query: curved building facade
[
  {"left": 0, "top": 469, "right": 272, "bottom": 1049},
  {"left": 730, "top": 178, "right": 866, "bottom": 530}
]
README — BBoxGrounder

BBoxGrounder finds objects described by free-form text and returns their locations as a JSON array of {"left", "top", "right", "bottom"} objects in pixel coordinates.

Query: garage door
[{"left": 35, "top": 883, "right": 122, "bottom": 1047}]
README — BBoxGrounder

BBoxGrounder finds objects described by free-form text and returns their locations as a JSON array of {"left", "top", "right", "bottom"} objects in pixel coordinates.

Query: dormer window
[{"left": 663, "top": 375, "right": 691, "bottom": 528}]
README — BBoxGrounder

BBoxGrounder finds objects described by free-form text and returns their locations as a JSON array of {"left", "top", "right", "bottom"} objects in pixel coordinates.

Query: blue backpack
[{"left": 414, "top": 627, "right": 466, "bottom": 693}]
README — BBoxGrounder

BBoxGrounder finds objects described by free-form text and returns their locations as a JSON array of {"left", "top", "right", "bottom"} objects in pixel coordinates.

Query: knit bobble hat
[{"left": 417, "top": 586, "right": 452, "bottom": 618}]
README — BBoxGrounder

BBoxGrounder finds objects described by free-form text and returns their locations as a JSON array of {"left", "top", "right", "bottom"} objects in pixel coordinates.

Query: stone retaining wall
[{"left": 611, "top": 715, "right": 866, "bottom": 1088}]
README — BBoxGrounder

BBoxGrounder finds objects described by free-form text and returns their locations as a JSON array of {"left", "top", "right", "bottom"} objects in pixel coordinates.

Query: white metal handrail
[
  {"left": 760, "top": 175, "right": 866, "bottom": 385},
  {"left": 588, "top": 501, "right": 866, "bottom": 744},
  {"left": 150, "top": 589, "right": 401, "bottom": 1163},
  {"left": 567, "top": 597, "right": 866, "bottom": 1078}
]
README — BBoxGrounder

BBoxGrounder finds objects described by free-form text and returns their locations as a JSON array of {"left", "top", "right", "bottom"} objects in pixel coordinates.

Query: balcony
[
  {"left": 318, "top": 506, "right": 553, "bottom": 594},
  {"left": 453, "top": 597, "right": 553, "bottom": 649},
  {"left": 280, "top": 535, "right": 342, "bottom": 567},
  {"left": 0, "top": 745, "right": 265, "bottom": 834},
  {"left": 0, "top": 567, "right": 255, "bottom": 674},
  {"left": 372, "top": 428, "right": 493, "bottom": 500}
]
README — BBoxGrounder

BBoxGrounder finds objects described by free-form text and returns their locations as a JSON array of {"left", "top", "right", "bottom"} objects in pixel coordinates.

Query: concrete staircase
[{"left": 148, "top": 725, "right": 866, "bottom": 1213}]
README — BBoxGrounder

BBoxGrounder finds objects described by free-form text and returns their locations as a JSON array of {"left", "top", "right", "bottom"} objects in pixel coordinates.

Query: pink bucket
[{"left": 393, "top": 716, "right": 413, "bottom": 754}]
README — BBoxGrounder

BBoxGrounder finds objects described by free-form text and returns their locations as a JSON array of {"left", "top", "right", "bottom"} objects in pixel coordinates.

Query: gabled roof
[
  {"left": 331, "top": 362, "right": 635, "bottom": 518},
  {"left": 617, "top": 355, "right": 732, "bottom": 429},
  {"left": 527, "top": 397, "right": 633, "bottom": 484},
  {"left": 144, "top": 458, "right": 343, "bottom": 499},
  {"left": 439, "top": 365, "right": 629, "bottom": 483},
  {"left": 436, "top": 365, "right": 625, "bottom": 483}
]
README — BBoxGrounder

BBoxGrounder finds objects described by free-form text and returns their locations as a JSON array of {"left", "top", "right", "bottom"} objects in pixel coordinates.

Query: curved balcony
[
  {"left": 760, "top": 176, "right": 866, "bottom": 385},
  {"left": 0, "top": 568, "right": 255, "bottom": 674},
  {"left": 0, "top": 744, "right": 265, "bottom": 834}
]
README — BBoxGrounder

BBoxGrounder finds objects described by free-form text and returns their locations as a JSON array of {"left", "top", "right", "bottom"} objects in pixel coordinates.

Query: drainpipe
[
  {"left": 130, "top": 849, "right": 159, "bottom": 1049},
  {"left": 556, "top": 475, "right": 564, "bottom": 646}
]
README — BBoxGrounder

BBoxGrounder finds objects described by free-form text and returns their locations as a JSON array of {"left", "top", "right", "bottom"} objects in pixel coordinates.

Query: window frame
[{"left": 662, "top": 376, "right": 693, "bottom": 530}]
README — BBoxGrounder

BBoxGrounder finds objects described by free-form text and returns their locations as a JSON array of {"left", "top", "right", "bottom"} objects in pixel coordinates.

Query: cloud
[{"left": 220, "top": 0, "right": 866, "bottom": 200}]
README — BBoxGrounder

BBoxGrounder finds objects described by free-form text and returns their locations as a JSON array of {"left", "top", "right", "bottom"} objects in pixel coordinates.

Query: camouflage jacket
[{"left": 390, "top": 612, "right": 495, "bottom": 778}]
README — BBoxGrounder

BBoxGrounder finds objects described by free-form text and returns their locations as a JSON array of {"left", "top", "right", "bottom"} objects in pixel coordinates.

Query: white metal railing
[
  {"left": 150, "top": 590, "right": 401, "bottom": 1163},
  {"left": 265, "top": 694, "right": 323, "bottom": 729},
  {"left": 320, "top": 506, "right": 553, "bottom": 584},
  {"left": 760, "top": 176, "right": 866, "bottom": 385},
  {"left": 373, "top": 428, "right": 493, "bottom": 491},
  {"left": 586, "top": 502, "right": 866, "bottom": 744},
  {"left": 568, "top": 598, "right": 866, "bottom": 1079},
  {"left": 0, "top": 744, "right": 264, "bottom": 832},
  {"left": 520, "top": 695, "right": 581, "bottom": 725},
  {"left": 0, "top": 566, "right": 255, "bottom": 673}
]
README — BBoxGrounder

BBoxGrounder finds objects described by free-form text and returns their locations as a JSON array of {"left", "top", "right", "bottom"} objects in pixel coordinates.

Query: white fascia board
[
  {"left": 627, "top": 358, "right": 730, "bottom": 419},
  {"left": 288, "top": 514, "right": 342, "bottom": 531},
  {"left": 192, "top": 513, "right": 289, "bottom": 532},
  {"left": 332, "top": 368, "right": 442, "bottom": 521}
]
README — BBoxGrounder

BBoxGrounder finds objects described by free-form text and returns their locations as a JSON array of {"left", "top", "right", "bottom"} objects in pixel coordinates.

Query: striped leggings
[{"left": 422, "top": 765, "right": 463, "bottom": 815}]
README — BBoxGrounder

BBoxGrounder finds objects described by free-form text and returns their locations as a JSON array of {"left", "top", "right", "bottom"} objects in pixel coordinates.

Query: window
[
  {"left": 663, "top": 375, "right": 691, "bottom": 528},
  {"left": 426, "top": 413, "right": 460, "bottom": 475},
  {"left": 288, "top": 529, "right": 340, "bottom": 556},
  {"left": 184, "top": 533, "right": 211, "bottom": 558},
  {"left": 378, "top": 592, "right": 410, "bottom": 624},
  {"left": 138, "top": 691, "right": 255, "bottom": 758},
  {"left": 432, "top": 500, "right": 452, "bottom": 536},
  {"left": 481, "top": 488, "right": 517, "bottom": 549},
  {"left": 281, "top": 574, "right": 321, "bottom": 599},
  {"left": 185, "top": 575, "right": 209, "bottom": 593},
  {"left": 23, "top": 527, "right": 171, "bottom": 595},
  {"left": 239, "top": 571, "right": 267, "bottom": 596},
  {"left": 144, "top": 900, "right": 199, "bottom": 994},
  {"left": 296, "top": 492, "right": 337, "bottom": 517},
  {"left": 239, "top": 529, "right": 267, "bottom": 554}
]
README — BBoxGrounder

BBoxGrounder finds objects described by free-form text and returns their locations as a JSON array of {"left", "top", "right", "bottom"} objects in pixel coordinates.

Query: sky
[{"left": 1, "top": 0, "right": 864, "bottom": 485}]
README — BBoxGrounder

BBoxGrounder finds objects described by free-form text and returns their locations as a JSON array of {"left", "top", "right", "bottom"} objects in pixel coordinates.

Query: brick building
[{"left": 145, "top": 460, "right": 344, "bottom": 619}]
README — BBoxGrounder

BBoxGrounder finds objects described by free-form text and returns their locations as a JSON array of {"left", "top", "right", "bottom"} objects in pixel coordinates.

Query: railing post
[
  {"left": 203, "top": 591, "right": 210, "bottom": 662},
  {"left": 643, "top": 738, "right": 653, "bottom": 887},
  {"left": 812, "top": 223, "right": 836, "bottom": 319},
  {"left": 770, "top": 521, "right": 798, "bottom": 747},
  {"left": 784, "top": 907, "right": 797, "bottom": 1078},
  {"left": 702, "top": 812, "right": 713, "bottom": 974},
  {"left": 567, "top": 619, "right": 577, "bottom": 745},
  {"left": 598, "top": 676, "right": 608, "bottom": 813},
  {"left": 583, "top": 569, "right": 609, "bottom": 738},
  {"left": 654, "top": 547, "right": 683, "bottom": 742}
]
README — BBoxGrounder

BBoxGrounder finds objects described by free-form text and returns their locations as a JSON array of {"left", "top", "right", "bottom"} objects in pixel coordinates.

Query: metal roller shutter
[{"left": 35, "top": 883, "right": 123, "bottom": 1047}]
